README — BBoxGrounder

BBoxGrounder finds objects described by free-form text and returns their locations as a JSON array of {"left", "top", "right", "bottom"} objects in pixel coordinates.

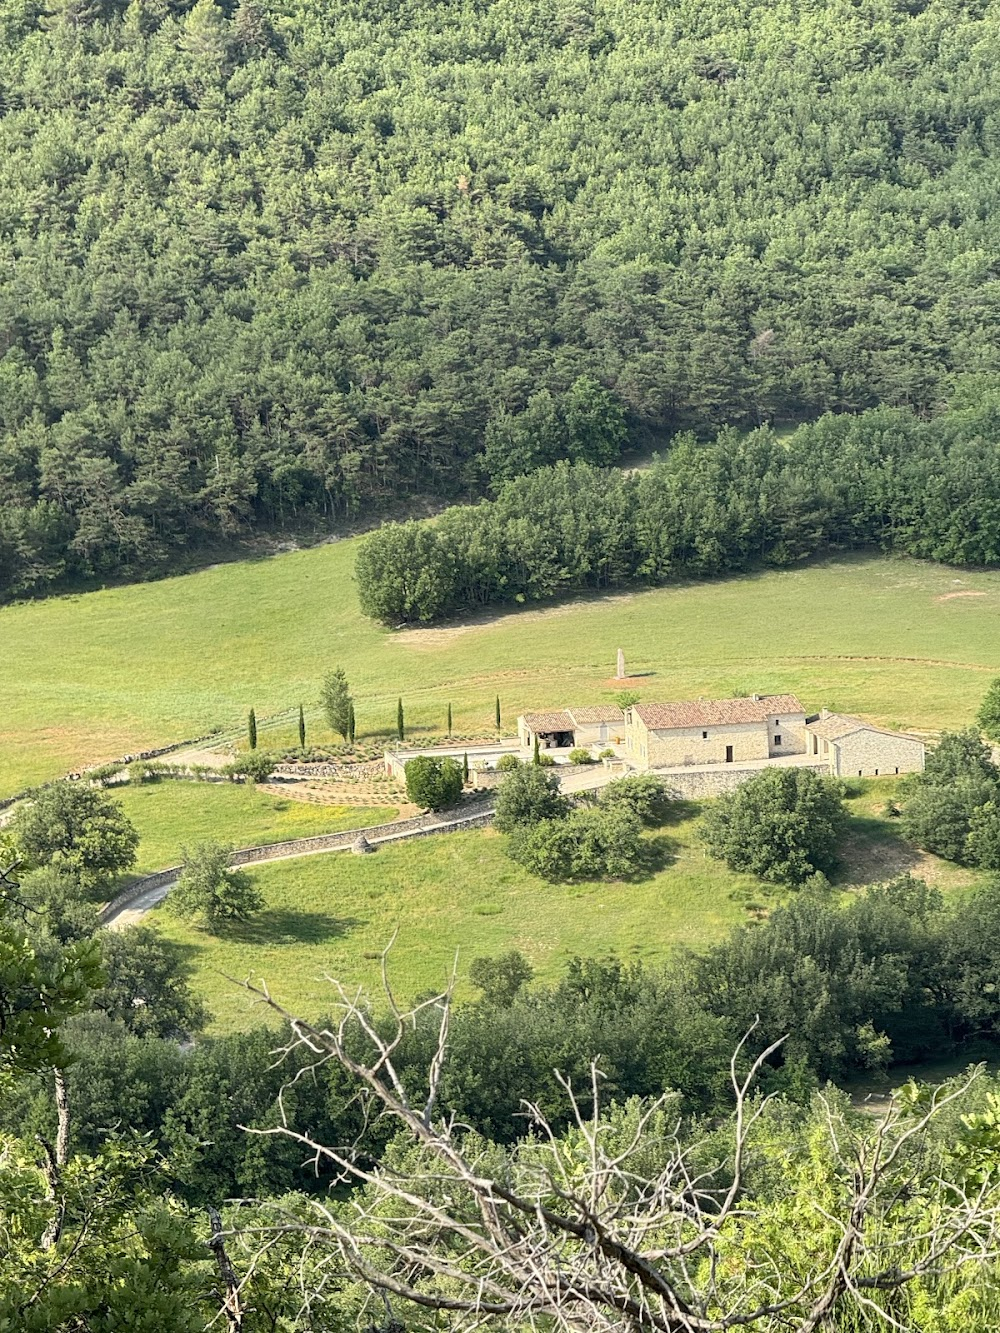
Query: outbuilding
[{"left": 804, "top": 712, "right": 925, "bottom": 777}]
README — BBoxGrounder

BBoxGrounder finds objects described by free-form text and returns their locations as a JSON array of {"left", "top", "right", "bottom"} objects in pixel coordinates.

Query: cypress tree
[
  {"left": 397, "top": 698, "right": 405, "bottom": 742},
  {"left": 533, "top": 734, "right": 540, "bottom": 765},
  {"left": 447, "top": 702, "right": 452, "bottom": 737},
  {"left": 248, "top": 708, "right": 257, "bottom": 750},
  {"left": 348, "top": 700, "right": 356, "bottom": 744},
  {"left": 298, "top": 703, "right": 306, "bottom": 749},
  {"left": 463, "top": 752, "right": 470, "bottom": 783},
  {"left": 495, "top": 695, "right": 502, "bottom": 731}
]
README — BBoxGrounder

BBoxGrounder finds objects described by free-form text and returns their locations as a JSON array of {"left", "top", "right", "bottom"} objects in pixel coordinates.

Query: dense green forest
[
  {"left": 355, "top": 402, "right": 1000, "bottom": 622},
  {"left": 3, "top": 0, "right": 1000, "bottom": 598}
]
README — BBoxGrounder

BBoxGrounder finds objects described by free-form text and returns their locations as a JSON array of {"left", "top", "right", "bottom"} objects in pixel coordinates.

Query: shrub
[
  {"left": 228, "top": 752, "right": 275, "bottom": 784},
  {"left": 468, "top": 951, "right": 534, "bottom": 1006},
  {"left": 599, "top": 774, "right": 673, "bottom": 826},
  {"left": 496, "top": 754, "right": 522, "bottom": 772},
  {"left": 700, "top": 767, "right": 847, "bottom": 885},
  {"left": 537, "top": 752, "right": 556, "bottom": 767},
  {"left": 494, "top": 765, "right": 570, "bottom": 832},
  {"left": 166, "top": 842, "right": 264, "bottom": 931},
  {"left": 598, "top": 748, "right": 616, "bottom": 760},
  {"left": 977, "top": 677, "right": 1000, "bottom": 743},
  {"left": 404, "top": 755, "right": 464, "bottom": 811},
  {"left": 508, "top": 807, "right": 645, "bottom": 881},
  {"left": 568, "top": 748, "right": 594, "bottom": 765}
]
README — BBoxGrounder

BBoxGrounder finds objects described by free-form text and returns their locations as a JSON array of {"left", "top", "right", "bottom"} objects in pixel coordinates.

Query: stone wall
[
  {"left": 656, "top": 761, "right": 831, "bottom": 799},
  {"left": 98, "top": 800, "right": 496, "bottom": 924}
]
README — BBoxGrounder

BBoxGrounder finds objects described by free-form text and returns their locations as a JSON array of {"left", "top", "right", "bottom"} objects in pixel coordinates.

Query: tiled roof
[
  {"left": 806, "top": 713, "right": 925, "bottom": 745},
  {"left": 567, "top": 706, "right": 626, "bottom": 724},
  {"left": 522, "top": 710, "right": 574, "bottom": 731},
  {"left": 634, "top": 694, "right": 804, "bottom": 731}
]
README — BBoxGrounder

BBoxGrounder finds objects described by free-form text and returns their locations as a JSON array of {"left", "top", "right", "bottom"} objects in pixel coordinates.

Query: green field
[
  {"left": 114, "top": 781, "right": 396, "bottom": 875},
  {"left": 151, "top": 783, "right": 979, "bottom": 1034},
  {"left": 3, "top": 542, "right": 1000, "bottom": 797}
]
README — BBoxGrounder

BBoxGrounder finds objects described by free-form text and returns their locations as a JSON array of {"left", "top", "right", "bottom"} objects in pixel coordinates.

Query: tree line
[
  {"left": 356, "top": 401, "right": 1000, "bottom": 622},
  {"left": 4, "top": 0, "right": 1000, "bottom": 599}
]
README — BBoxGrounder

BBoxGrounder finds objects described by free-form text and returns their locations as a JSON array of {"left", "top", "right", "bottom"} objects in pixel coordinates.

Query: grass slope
[
  {"left": 115, "top": 781, "right": 396, "bottom": 875},
  {"left": 152, "top": 784, "right": 980, "bottom": 1034},
  {"left": 3, "top": 543, "right": 1000, "bottom": 795}
]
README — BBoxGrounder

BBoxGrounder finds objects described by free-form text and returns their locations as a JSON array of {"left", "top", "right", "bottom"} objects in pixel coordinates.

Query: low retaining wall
[
  {"left": 98, "top": 800, "right": 496, "bottom": 924},
  {"left": 656, "top": 761, "right": 831, "bottom": 799}
]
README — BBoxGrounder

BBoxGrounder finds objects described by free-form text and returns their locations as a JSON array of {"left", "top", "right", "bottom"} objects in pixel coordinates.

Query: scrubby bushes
[
  {"left": 567, "top": 748, "right": 594, "bottom": 765},
  {"left": 599, "top": 775, "right": 673, "bottom": 826},
  {"left": 494, "top": 766, "right": 570, "bottom": 833},
  {"left": 701, "top": 768, "right": 847, "bottom": 885},
  {"left": 404, "top": 756, "right": 464, "bottom": 811},
  {"left": 496, "top": 753, "right": 522, "bottom": 772},
  {"left": 508, "top": 807, "right": 646, "bottom": 882},
  {"left": 900, "top": 730, "right": 1000, "bottom": 867},
  {"left": 227, "top": 752, "right": 276, "bottom": 784}
]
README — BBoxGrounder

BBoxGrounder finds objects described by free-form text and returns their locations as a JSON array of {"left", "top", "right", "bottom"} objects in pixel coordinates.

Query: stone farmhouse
[
  {"left": 625, "top": 694, "right": 806, "bottom": 769},
  {"left": 517, "top": 692, "right": 925, "bottom": 780}
]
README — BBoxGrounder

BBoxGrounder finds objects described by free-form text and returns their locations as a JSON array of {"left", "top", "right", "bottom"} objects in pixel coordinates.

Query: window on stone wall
[
  {"left": 702, "top": 731, "right": 708, "bottom": 739},
  {"left": 774, "top": 734, "right": 782, "bottom": 746}
]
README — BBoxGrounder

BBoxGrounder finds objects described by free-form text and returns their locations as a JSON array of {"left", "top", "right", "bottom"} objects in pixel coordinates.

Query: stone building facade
[
  {"left": 804, "top": 711, "right": 925, "bottom": 777},
  {"left": 624, "top": 694, "right": 806, "bottom": 771}
]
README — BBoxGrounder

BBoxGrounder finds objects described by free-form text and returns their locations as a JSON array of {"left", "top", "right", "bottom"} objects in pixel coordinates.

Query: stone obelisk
[{"left": 616, "top": 648, "right": 626, "bottom": 680}]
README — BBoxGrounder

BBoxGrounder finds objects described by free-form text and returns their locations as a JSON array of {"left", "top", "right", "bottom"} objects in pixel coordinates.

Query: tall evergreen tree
[
  {"left": 298, "top": 704, "right": 306, "bottom": 749},
  {"left": 248, "top": 708, "right": 257, "bottom": 751},
  {"left": 321, "top": 669, "right": 353, "bottom": 741},
  {"left": 397, "top": 698, "right": 405, "bottom": 742},
  {"left": 447, "top": 702, "right": 453, "bottom": 737},
  {"left": 347, "top": 701, "right": 356, "bottom": 745},
  {"left": 495, "top": 696, "right": 502, "bottom": 732}
]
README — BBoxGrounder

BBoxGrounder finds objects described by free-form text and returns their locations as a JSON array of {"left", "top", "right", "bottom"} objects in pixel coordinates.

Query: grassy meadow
[
  {"left": 3, "top": 542, "right": 1000, "bottom": 796},
  {"left": 114, "top": 781, "right": 396, "bottom": 875},
  {"left": 152, "top": 781, "right": 981, "bottom": 1034}
]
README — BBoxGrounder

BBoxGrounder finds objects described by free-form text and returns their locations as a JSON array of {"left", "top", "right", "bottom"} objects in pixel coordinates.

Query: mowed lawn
[
  {"left": 115, "top": 781, "right": 396, "bottom": 875},
  {"left": 3, "top": 543, "right": 1000, "bottom": 794},
  {"left": 151, "top": 784, "right": 981, "bottom": 1035}
]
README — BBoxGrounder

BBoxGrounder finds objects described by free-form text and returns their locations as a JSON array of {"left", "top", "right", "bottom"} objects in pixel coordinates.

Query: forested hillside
[{"left": 2, "top": 0, "right": 1000, "bottom": 597}]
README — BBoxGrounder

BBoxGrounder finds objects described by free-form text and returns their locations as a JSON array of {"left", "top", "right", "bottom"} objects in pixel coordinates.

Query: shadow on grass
[
  {"left": 833, "top": 814, "right": 924, "bottom": 888},
  {"left": 200, "top": 909, "right": 366, "bottom": 946}
]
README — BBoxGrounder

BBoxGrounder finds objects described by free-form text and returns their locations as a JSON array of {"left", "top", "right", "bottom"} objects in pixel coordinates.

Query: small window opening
[
  {"left": 702, "top": 731, "right": 708, "bottom": 739},
  {"left": 858, "top": 770, "right": 863, "bottom": 777},
  {"left": 895, "top": 767, "right": 899, "bottom": 774},
  {"left": 774, "top": 734, "right": 782, "bottom": 747},
  {"left": 874, "top": 769, "right": 879, "bottom": 776}
]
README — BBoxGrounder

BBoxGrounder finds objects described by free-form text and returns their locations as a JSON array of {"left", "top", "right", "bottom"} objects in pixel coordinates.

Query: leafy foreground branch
[{"left": 229, "top": 975, "right": 1000, "bottom": 1333}]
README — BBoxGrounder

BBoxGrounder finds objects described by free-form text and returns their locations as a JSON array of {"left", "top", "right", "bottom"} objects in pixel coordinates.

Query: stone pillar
[{"left": 616, "top": 648, "right": 626, "bottom": 679}]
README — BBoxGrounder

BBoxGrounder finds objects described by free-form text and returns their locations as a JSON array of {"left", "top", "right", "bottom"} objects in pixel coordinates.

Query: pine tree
[
  {"left": 397, "top": 698, "right": 405, "bottom": 742},
  {"left": 348, "top": 701, "right": 356, "bottom": 745},
  {"left": 298, "top": 704, "right": 306, "bottom": 749},
  {"left": 495, "top": 696, "right": 502, "bottom": 732},
  {"left": 463, "top": 752, "right": 470, "bottom": 783},
  {"left": 248, "top": 708, "right": 257, "bottom": 751},
  {"left": 447, "top": 702, "right": 453, "bottom": 737}
]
